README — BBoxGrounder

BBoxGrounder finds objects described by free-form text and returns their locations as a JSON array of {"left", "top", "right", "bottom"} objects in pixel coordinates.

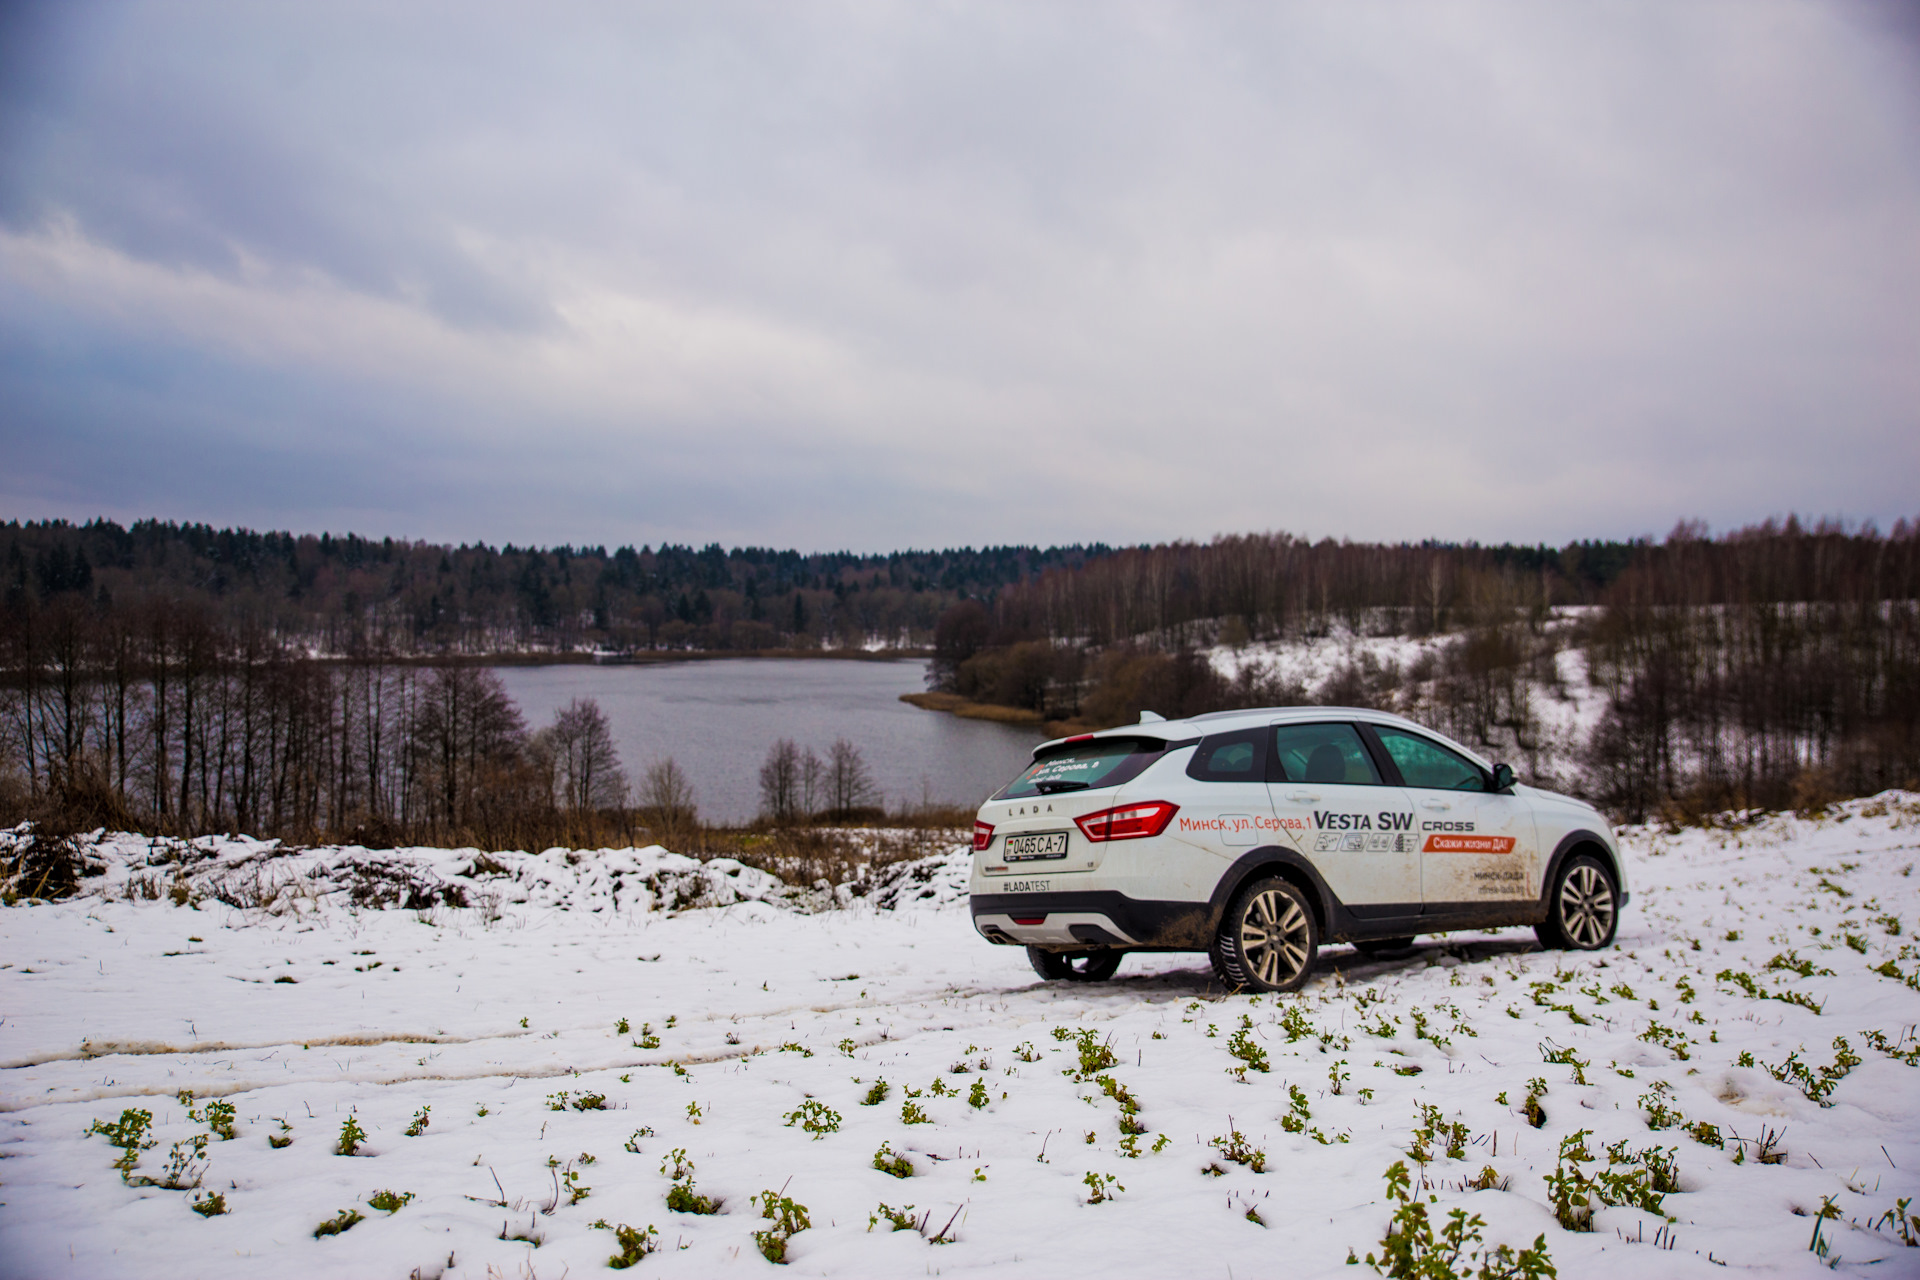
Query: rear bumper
[{"left": 970, "top": 890, "right": 1216, "bottom": 951}]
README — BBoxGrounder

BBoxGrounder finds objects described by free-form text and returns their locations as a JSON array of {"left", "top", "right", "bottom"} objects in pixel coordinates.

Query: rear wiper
[{"left": 1034, "top": 780, "right": 1090, "bottom": 794}]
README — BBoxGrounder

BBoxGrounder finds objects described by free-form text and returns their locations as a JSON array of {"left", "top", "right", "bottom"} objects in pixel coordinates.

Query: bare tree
[
  {"left": 541, "top": 698, "right": 628, "bottom": 814},
  {"left": 824, "top": 738, "right": 879, "bottom": 816},
  {"left": 758, "top": 737, "right": 802, "bottom": 823},
  {"left": 800, "top": 746, "right": 824, "bottom": 817},
  {"left": 638, "top": 756, "right": 698, "bottom": 846}
]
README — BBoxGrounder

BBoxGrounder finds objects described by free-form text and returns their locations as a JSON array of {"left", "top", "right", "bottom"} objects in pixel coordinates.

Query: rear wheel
[
  {"left": 1211, "top": 878, "right": 1318, "bottom": 993},
  {"left": 1027, "top": 946, "right": 1123, "bottom": 982},
  {"left": 1535, "top": 854, "right": 1618, "bottom": 950}
]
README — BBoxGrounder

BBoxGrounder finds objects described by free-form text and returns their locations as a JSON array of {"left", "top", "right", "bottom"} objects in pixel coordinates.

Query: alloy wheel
[
  {"left": 1558, "top": 863, "right": 1615, "bottom": 948},
  {"left": 1239, "top": 886, "right": 1312, "bottom": 987}
]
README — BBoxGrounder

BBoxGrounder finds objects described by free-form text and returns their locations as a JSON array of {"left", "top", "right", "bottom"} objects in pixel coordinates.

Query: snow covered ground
[{"left": 3, "top": 797, "right": 1919, "bottom": 1279}]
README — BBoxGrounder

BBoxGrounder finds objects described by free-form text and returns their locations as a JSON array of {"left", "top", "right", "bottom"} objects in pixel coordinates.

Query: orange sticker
[{"left": 1423, "top": 834, "right": 1516, "bottom": 854}]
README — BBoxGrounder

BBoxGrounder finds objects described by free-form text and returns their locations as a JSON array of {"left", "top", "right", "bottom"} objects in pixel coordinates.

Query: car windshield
[{"left": 995, "top": 738, "right": 1163, "bottom": 799}]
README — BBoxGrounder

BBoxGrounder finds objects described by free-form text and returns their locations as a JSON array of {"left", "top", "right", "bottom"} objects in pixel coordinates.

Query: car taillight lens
[
  {"left": 972, "top": 820, "right": 995, "bottom": 851},
  {"left": 1074, "top": 801, "right": 1178, "bottom": 842}
]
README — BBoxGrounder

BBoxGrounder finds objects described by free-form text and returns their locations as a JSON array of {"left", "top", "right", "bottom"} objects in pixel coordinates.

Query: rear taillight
[
  {"left": 972, "top": 820, "right": 995, "bottom": 851},
  {"left": 1074, "top": 801, "right": 1178, "bottom": 842}
]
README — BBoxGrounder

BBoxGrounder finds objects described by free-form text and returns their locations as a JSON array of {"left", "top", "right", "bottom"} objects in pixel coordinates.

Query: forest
[
  {"left": 1, "top": 516, "right": 1914, "bottom": 849},
  {"left": 931, "top": 519, "right": 1920, "bottom": 820}
]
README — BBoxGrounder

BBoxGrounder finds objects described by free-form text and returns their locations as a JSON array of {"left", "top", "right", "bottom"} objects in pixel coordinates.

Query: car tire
[
  {"left": 1353, "top": 936, "right": 1416, "bottom": 957},
  {"left": 1027, "top": 946, "right": 1123, "bottom": 982},
  {"left": 1210, "top": 877, "right": 1318, "bottom": 993},
  {"left": 1535, "top": 854, "right": 1619, "bottom": 951}
]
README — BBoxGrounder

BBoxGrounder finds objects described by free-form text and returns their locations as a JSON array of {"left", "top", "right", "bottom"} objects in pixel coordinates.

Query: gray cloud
[{"left": 2, "top": 0, "right": 1915, "bottom": 549}]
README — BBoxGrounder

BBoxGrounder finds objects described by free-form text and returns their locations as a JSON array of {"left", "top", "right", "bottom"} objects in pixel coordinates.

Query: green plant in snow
[
  {"left": 1014, "top": 1041, "right": 1040, "bottom": 1062},
  {"left": 313, "top": 1208, "right": 364, "bottom": 1238},
  {"left": 1686, "top": 1121, "right": 1723, "bottom": 1148},
  {"left": 1544, "top": 1130, "right": 1676, "bottom": 1230},
  {"left": 404, "top": 1105, "right": 430, "bottom": 1136},
  {"left": 1210, "top": 1125, "right": 1267, "bottom": 1173},
  {"left": 1864, "top": 1028, "right": 1920, "bottom": 1066},
  {"left": 1227, "top": 1020, "right": 1270, "bottom": 1075},
  {"left": 1639, "top": 1081, "right": 1684, "bottom": 1130},
  {"left": 752, "top": 1189, "right": 811, "bottom": 1263},
  {"left": 1330, "top": 1060, "right": 1351, "bottom": 1095},
  {"left": 368, "top": 1188, "right": 414, "bottom": 1213},
  {"left": 1364, "top": 1159, "right": 1555, "bottom": 1280},
  {"left": 1767, "top": 951, "right": 1833, "bottom": 978},
  {"left": 1410, "top": 1103, "right": 1469, "bottom": 1162},
  {"left": 85, "top": 1108, "right": 155, "bottom": 1182},
  {"left": 968, "top": 1079, "right": 990, "bottom": 1109},
  {"left": 1520, "top": 1078, "right": 1547, "bottom": 1128},
  {"left": 335, "top": 1112, "right": 367, "bottom": 1155},
  {"left": 870, "top": 1202, "right": 918, "bottom": 1232},
  {"left": 202, "top": 1100, "right": 236, "bottom": 1140},
  {"left": 784, "top": 1099, "right": 840, "bottom": 1137},
  {"left": 873, "top": 1141, "right": 914, "bottom": 1178},
  {"left": 635, "top": 1022, "right": 662, "bottom": 1049},
  {"left": 1638, "top": 1021, "right": 1692, "bottom": 1061},
  {"left": 1762, "top": 1036, "right": 1861, "bottom": 1106},
  {"left": 861, "top": 1078, "right": 891, "bottom": 1105},
  {"left": 1281, "top": 1084, "right": 1313, "bottom": 1135},
  {"left": 190, "top": 1191, "right": 227, "bottom": 1217},
  {"left": 901, "top": 1100, "right": 930, "bottom": 1125},
  {"left": 1082, "top": 1171, "right": 1123, "bottom": 1204},
  {"left": 1873, "top": 1197, "right": 1918, "bottom": 1248},
  {"left": 1064, "top": 1029, "right": 1119, "bottom": 1080},
  {"left": 1809, "top": 1193, "right": 1844, "bottom": 1260},
  {"left": 605, "top": 1223, "right": 658, "bottom": 1269},
  {"left": 1539, "top": 1041, "right": 1590, "bottom": 1086}
]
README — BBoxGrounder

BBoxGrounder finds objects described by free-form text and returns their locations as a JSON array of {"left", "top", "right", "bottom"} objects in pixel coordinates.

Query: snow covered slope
[{"left": 2, "top": 797, "right": 1918, "bottom": 1279}]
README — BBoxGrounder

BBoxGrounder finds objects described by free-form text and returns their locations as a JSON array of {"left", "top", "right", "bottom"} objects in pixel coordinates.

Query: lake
[{"left": 494, "top": 658, "right": 1043, "bottom": 824}]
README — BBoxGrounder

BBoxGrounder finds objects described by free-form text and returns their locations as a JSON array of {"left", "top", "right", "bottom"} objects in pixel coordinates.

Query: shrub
[
  {"left": 335, "top": 1112, "right": 367, "bottom": 1156},
  {"left": 313, "top": 1208, "right": 364, "bottom": 1238},
  {"left": 752, "top": 1190, "right": 811, "bottom": 1264},
  {"left": 606, "top": 1223, "right": 657, "bottom": 1269},
  {"left": 1364, "top": 1159, "right": 1554, "bottom": 1279}
]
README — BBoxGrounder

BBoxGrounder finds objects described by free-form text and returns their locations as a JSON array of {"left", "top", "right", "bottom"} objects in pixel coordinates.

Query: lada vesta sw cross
[{"left": 969, "top": 706, "right": 1626, "bottom": 991}]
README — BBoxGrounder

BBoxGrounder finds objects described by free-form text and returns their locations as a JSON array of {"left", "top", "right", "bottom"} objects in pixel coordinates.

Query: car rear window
[{"left": 995, "top": 737, "right": 1166, "bottom": 799}]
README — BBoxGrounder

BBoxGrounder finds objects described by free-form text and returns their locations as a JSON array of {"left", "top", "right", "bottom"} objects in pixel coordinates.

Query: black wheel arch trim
[{"left": 1541, "top": 829, "right": 1628, "bottom": 910}]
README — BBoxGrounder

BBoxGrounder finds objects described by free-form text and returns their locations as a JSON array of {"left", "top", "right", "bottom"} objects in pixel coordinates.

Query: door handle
[
  {"left": 1421, "top": 800, "right": 1451, "bottom": 811},
  {"left": 1285, "top": 790, "right": 1321, "bottom": 804}
]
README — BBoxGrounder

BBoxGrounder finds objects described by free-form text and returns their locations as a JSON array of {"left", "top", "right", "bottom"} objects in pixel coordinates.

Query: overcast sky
[{"left": 2, "top": 1, "right": 1915, "bottom": 553}]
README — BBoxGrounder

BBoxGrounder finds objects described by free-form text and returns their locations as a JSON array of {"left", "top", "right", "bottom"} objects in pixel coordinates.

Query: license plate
[
  {"left": 1004, "top": 831, "right": 1069, "bottom": 861},
  {"left": 1004, "top": 878, "right": 1052, "bottom": 894}
]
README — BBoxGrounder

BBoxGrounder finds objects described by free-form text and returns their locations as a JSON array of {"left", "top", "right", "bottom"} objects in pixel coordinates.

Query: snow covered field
[{"left": 3, "top": 798, "right": 1919, "bottom": 1279}]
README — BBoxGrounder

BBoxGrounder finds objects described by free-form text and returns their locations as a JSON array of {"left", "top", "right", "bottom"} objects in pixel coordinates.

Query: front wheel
[
  {"left": 1028, "top": 946, "right": 1123, "bottom": 982},
  {"left": 1211, "top": 877, "right": 1318, "bottom": 993},
  {"left": 1535, "top": 854, "right": 1619, "bottom": 950}
]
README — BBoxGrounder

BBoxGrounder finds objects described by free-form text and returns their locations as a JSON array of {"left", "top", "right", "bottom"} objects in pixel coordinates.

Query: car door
[
  {"left": 1266, "top": 721, "right": 1420, "bottom": 917},
  {"left": 1174, "top": 727, "right": 1278, "bottom": 855},
  {"left": 1365, "top": 724, "right": 1539, "bottom": 912}
]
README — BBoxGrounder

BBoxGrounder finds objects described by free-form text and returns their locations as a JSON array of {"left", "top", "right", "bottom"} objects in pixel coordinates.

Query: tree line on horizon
[
  {"left": 0, "top": 518, "right": 1111, "bottom": 655},
  {"left": 2, "top": 513, "right": 1914, "bottom": 842}
]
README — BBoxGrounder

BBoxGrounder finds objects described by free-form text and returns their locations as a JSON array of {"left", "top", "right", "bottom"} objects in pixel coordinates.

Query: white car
[{"left": 969, "top": 706, "right": 1626, "bottom": 991}]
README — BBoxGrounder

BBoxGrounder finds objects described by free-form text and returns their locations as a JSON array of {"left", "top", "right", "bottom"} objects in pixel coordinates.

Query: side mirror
[{"left": 1492, "top": 763, "right": 1515, "bottom": 793}]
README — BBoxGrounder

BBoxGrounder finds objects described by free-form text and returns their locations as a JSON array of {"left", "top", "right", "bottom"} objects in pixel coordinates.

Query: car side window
[
  {"left": 1373, "top": 726, "right": 1487, "bottom": 792},
  {"left": 1271, "top": 723, "right": 1383, "bottom": 786},
  {"left": 1186, "top": 729, "right": 1265, "bottom": 782}
]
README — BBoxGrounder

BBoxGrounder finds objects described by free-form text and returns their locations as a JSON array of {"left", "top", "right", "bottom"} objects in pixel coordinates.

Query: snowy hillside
[{"left": 2, "top": 797, "right": 1918, "bottom": 1278}]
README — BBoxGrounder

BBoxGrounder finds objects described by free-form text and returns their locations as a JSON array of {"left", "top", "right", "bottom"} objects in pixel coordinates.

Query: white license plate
[
  {"left": 1004, "top": 878, "right": 1052, "bottom": 894},
  {"left": 1004, "top": 830, "right": 1069, "bottom": 861}
]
